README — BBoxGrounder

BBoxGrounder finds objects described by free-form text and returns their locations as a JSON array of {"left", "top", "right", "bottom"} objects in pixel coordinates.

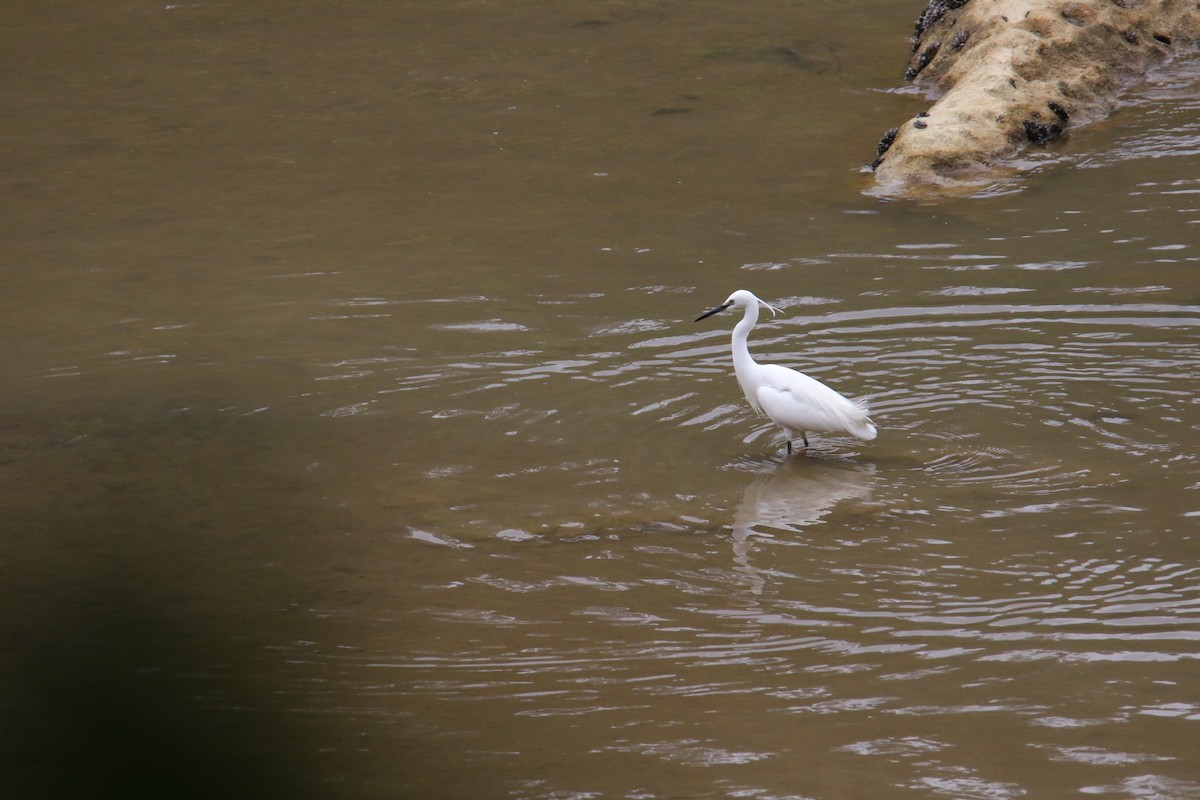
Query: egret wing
[{"left": 756, "top": 365, "right": 876, "bottom": 440}]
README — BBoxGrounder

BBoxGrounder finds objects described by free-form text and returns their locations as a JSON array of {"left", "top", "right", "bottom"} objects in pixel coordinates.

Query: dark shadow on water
[
  {"left": 0, "top": 409, "right": 336, "bottom": 800},
  {"left": 4, "top": 589, "right": 320, "bottom": 800}
]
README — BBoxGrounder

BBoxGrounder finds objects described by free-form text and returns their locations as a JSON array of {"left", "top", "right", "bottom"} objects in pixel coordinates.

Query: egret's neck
[{"left": 731, "top": 303, "right": 759, "bottom": 375}]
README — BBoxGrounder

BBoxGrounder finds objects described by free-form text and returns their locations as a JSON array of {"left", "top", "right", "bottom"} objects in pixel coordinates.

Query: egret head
[{"left": 695, "top": 289, "right": 780, "bottom": 322}]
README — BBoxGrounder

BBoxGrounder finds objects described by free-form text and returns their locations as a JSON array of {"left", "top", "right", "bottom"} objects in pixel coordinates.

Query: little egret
[{"left": 695, "top": 289, "right": 877, "bottom": 452}]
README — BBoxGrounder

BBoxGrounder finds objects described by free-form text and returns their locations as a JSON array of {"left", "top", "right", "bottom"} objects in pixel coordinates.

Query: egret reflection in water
[{"left": 729, "top": 456, "right": 876, "bottom": 593}]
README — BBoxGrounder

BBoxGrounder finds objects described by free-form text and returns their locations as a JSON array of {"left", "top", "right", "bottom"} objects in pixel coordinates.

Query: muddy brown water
[{"left": 2, "top": 2, "right": 1199, "bottom": 798}]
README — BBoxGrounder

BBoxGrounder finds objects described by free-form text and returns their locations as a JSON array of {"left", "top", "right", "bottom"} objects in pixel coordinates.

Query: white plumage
[{"left": 695, "top": 289, "right": 877, "bottom": 452}]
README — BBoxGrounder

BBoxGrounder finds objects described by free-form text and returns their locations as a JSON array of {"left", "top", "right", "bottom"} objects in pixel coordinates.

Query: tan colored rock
[{"left": 870, "top": 0, "right": 1200, "bottom": 194}]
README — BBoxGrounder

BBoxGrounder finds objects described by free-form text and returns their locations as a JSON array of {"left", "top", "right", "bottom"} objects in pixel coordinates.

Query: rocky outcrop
[{"left": 870, "top": 0, "right": 1200, "bottom": 194}]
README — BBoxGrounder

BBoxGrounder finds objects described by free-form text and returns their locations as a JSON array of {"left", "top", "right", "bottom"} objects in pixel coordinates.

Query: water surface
[{"left": 2, "top": 2, "right": 1199, "bottom": 798}]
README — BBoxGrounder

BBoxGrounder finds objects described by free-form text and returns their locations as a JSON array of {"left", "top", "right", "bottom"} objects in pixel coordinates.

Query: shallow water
[{"left": 2, "top": 2, "right": 1199, "bottom": 798}]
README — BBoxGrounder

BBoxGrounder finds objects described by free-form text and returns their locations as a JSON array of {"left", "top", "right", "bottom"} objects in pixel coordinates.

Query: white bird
[{"left": 695, "top": 289, "right": 877, "bottom": 453}]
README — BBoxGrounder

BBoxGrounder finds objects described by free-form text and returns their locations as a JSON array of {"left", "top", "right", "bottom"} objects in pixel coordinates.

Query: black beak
[{"left": 695, "top": 301, "right": 732, "bottom": 322}]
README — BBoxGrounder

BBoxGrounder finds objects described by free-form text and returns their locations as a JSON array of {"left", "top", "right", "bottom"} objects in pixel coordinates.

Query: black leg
[
  {"left": 802, "top": 432, "right": 810, "bottom": 448},
  {"left": 786, "top": 439, "right": 793, "bottom": 454}
]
